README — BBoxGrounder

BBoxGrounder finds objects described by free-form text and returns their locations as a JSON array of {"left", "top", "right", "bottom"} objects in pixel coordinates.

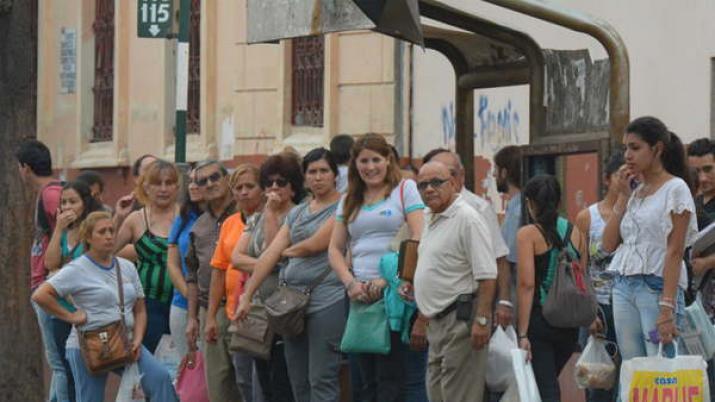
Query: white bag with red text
[
  {"left": 619, "top": 343, "right": 709, "bottom": 402},
  {"left": 487, "top": 325, "right": 518, "bottom": 392}
]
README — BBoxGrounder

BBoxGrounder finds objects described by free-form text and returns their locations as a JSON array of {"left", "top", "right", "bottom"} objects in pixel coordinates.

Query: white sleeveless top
[{"left": 587, "top": 203, "right": 615, "bottom": 305}]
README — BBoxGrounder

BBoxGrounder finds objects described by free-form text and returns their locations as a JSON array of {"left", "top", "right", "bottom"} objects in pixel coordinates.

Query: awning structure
[{"left": 246, "top": 0, "right": 629, "bottom": 190}]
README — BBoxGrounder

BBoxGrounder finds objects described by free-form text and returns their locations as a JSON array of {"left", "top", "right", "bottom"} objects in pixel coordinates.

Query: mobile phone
[
  {"left": 629, "top": 178, "right": 640, "bottom": 190},
  {"left": 455, "top": 294, "right": 473, "bottom": 322}
]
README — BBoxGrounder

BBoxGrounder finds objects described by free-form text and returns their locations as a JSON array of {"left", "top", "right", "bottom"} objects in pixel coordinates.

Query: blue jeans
[
  {"left": 33, "top": 300, "right": 71, "bottom": 402},
  {"left": 612, "top": 275, "right": 685, "bottom": 361},
  {"left": 52, "top": 318, "right": 76, "bottom": 402},
  {"left": 66, "top": 346, "right": 178, "bottom": 402},
  {"left": 404, "top": 348, "right": 428, "bottom": 402},
  {"left": 612, "top": 275, "right": 685, "bottom": 402}
]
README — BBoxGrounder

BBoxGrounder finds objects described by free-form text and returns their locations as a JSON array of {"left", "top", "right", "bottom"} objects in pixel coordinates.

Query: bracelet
[
  {"left": 498, "top": 300, "right": 514, "bottom": 308},
  {"left": 658, "top": 301, "right": 675, "bottom": 310},
  {"left": 518, "top": 334, "right": 528, "bottom": 340},
  {"left": 660, "top": 296, "right": 675, "bottom": 303},
  {"left": 346, "top": 279, "right": 358, "bottom": 291}
]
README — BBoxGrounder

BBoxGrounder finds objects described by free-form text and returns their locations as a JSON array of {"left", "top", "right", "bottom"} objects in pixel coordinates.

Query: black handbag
[{"left": 263, "top": 267, "right": 334, "bottom": 337}]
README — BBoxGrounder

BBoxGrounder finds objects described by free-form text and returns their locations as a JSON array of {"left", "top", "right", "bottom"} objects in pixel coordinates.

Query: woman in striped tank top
[{"left": 115, "top": 160, "right": 180, "bottom": 352}]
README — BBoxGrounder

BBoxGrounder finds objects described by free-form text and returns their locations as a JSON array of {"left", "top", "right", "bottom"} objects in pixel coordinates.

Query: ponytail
[
  {"left": 626, "top": 116, "right": 690, "bottom": 188},
  {"left": 523, "top": 175, "right": 563, "bottom": 249}
]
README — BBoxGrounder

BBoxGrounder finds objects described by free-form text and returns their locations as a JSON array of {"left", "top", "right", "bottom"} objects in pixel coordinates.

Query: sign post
[{"left": 137, "top": 0, "right": 173, "bottom": 38}]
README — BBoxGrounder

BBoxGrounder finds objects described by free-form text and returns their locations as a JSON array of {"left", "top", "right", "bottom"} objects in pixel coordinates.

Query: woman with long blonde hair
[{"left": 114, "top": 159, "right": 180, "bottom": 352}]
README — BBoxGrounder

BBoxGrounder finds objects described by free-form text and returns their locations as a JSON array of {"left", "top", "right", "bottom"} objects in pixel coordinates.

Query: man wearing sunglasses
[
  {"left": 185, "top": 160, "right": 244, "bottom": 402},
  {"left": 422, "top": 149, "right": 513, "bottom": 330},
  {"left": 413, "top": 161, "right": 497, "bottom": 402}
]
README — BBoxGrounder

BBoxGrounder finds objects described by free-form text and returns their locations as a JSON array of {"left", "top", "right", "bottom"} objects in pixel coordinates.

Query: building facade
[
  {"left": 37, "top": 0, "right": 408, "bottom": 201},
  {"left": 37, "top": 0, "right": 715, "bottom": 210}
]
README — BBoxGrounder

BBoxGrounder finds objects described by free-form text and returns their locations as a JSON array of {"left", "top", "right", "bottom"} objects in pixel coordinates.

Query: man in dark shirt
[
  {"left": 688, "top": 137, "right": 715, "bottom": 399},
  {"left": 16, "top": 139, "right": 69, "bottom": 402}
]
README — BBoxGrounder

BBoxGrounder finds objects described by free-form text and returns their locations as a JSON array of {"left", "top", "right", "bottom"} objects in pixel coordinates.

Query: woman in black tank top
[{"left": 515, "top": 175, "right": 588, "bottom": 402}]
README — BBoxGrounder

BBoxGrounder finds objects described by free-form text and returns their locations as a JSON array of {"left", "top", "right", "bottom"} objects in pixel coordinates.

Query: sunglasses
[
  {"left": 194, "top": 171, "right": 224, "bottom": 187},
  {"left": 263, "top": 178, "right": 289, "bottom": 188},
  {"left": 416, "top": 178, "right": 449, "bottom": 191}
]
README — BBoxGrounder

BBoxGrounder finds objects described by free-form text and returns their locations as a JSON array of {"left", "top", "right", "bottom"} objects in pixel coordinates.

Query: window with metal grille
[
  {"left": 187, "top": 0, "right": 201, "bottom": 135},
  {"left": 91, "top": 0, "right": 115, "bottom": 142},
  {"left": 291, "top": 36, "right": 324, "bottom": 127}
]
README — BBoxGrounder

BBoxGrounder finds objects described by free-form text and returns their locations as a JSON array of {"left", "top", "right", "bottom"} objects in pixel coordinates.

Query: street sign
[{"left": 137, "top": 0, "right": 173, "bottom": 38}]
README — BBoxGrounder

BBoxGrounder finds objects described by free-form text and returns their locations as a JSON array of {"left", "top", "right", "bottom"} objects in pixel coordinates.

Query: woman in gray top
[
  {"left": 232, "top": 152, "right": 304, "bottom": 402},
  {"left": 236, "top": 148, "right": 344, "bottom": 402}
]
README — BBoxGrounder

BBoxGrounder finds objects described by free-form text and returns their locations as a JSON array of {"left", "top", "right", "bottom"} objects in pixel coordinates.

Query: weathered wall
[{"left": 38, "top": 0, "right": 402, "bottom": 169}]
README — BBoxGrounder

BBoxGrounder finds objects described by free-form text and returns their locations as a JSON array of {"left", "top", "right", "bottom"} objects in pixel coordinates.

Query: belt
[
  {"left": 434, "top": 302, "right": 458, "bottom": 320},
  {"left": 434, "top": 293, "right": 475, "bottom": 320}
]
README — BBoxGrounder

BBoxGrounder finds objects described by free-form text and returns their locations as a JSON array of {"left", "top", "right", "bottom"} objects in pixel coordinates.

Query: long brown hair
[{"left": 343, "top": 133, "right": 402, "bottom": 222}]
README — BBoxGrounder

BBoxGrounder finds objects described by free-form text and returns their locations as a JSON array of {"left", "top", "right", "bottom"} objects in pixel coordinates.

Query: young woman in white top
[
  {"left": 328, "top": 133, "right": 424, "bottom": 402},
  {"left": 602, "top": 117, "right": 697, "bottom": 361}
]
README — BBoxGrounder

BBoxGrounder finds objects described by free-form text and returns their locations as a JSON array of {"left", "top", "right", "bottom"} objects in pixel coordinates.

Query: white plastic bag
[
  {"left": 511, "top": 349, "right": 541, "bottom": 402},
  {"left": 685, "top": 296, "right": 715, "bottom": 359},
  {"left": 620, "top": 343, "right": 710, "bottom": 402},
  {"left": 116, "top": 363, "right": 145, "bottom": 402},
  {"left": 574, "top": 336, "right": 616, "bottom": 390},
  {"left": 154, "top": 334, "right": 181, "bottom": 380},
  {"left": 487, "top": 325, "right": 519, "bottom": 392}
]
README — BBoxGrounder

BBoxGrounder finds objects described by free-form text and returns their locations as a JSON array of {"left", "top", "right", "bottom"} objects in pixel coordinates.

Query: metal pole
[
  {"left": 481, "top": 0, "right": 630, "bottom": 145},
  {"left": 174, "top": 0, "right": 190, "bottom": 163}
]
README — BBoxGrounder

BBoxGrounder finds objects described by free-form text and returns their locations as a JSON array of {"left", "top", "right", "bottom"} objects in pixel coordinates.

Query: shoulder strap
[
  {"left": 114, "top": 258, "right": 126, "bottom": 326},
  {"left": 142, "top": 207, "right": 151, "bottom": 232},
  {"left": 304, "top": 266, "right": 334, "bottom": 294}
]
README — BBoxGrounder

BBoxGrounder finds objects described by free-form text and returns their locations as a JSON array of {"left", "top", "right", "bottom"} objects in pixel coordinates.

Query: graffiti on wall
[
  {"left": 438, "top": 94, "right": 525, "bottom": 204},
  {"left": 439, "top": 95, "right": 523, "bottom": 153},
  {"left": 476, "top": 95, "right": 521, "bottom": 153}
]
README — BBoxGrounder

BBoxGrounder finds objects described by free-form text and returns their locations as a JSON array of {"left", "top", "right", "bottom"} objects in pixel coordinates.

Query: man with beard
[{"left": 493, "top": 145, "right": 522, "bottom": 268}]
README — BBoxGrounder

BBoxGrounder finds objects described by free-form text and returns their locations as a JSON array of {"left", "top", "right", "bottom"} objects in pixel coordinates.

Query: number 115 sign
[{"left": 137, "top": 0, "right": 173, "bottom": 38}]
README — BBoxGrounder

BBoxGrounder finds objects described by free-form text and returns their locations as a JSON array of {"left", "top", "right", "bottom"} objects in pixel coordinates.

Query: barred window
[
  {"left": 91, "top": 0, "right": 115, "bottom": 142},
  {"left": 187, "top": 0, "right": 201, "bottom": 135},
  {"left": 291, "top": 36, "right": 324, "bottom": 127}
]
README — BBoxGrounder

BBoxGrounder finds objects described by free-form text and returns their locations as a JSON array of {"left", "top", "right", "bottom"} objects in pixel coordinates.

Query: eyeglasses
[
  {"left": 416, "top": 178, "right": 449, "bottom": 191},
  {"left": 195, "top": 171, "right": 224, "bottom": 187},
  {"left": 263, "top": 178, "right": 289, "bottom": 188}
]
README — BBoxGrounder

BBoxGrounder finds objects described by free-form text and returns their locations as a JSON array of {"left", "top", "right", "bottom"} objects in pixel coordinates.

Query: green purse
[{"left": 340, "top": 299, "right": 391, "bottom": 354}]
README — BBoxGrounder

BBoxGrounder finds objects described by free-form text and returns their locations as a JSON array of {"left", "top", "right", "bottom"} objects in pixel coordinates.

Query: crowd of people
[{"left": 15, "top": 116, "right": 715, "bottom": 402}]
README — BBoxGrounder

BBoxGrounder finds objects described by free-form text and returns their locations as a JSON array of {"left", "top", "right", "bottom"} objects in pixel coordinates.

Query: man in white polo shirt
[
  {"left": 422, "top": 149, "right": 513, "bottom": 326},
  {"left": 413, "top": 161, "right": 497, "bottom": 402}
]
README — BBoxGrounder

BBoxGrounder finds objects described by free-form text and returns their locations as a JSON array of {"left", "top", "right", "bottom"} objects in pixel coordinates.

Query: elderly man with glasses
[{"left": 412, "top": 161, "right": 497, "bottom": 402}]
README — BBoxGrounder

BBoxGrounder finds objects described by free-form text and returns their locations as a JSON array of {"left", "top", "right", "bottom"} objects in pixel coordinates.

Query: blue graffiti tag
[
  {"left": 476, "top": 95, "right": 520, "bottom": 151},
  {"left": 441, "top": 101, "right": 456, "bottom": 146}
]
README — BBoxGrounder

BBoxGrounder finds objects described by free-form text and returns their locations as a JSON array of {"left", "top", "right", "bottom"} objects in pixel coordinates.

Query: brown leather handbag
[{"left": 78, "top": 258, "right": 133, "bottom": 374}]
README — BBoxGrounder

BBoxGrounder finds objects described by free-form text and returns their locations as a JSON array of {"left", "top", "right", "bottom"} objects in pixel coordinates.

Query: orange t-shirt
[{"left": 211, "top": 212, "right": 247, "bottom": 317}]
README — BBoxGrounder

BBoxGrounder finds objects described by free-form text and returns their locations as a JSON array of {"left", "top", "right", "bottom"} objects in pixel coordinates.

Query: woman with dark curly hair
[
  {"left": 232, "top": 152, "right": 303, "bottom": 402},
  {"left": 236, "top": 148, "right": 344, "bottom": 402}
]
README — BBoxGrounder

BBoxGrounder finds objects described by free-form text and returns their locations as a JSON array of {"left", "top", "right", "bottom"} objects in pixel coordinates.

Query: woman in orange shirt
[{"left": 210, "top": 164, "right": 264, "bottom": 402}]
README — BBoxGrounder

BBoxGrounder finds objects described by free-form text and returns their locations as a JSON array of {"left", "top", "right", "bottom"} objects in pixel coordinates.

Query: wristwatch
[{"left": 474, "top": 315, "right": 489, "bottom": 326}]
